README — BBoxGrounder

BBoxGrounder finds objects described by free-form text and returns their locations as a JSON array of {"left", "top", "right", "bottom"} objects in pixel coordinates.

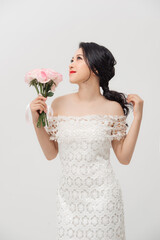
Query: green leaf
[
  {"left": 47, "top": 91, "right": 54, "bottom": 97},
  {"left": 29, "top": 79, "right": 38, "bottom": 87}
]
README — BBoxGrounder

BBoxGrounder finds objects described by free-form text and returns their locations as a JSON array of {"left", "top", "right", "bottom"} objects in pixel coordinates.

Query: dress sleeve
[
  {"left": 44, "top": 112, "right": 58, "bottom": 142},
  {"left": 109, "top": 115, "right": 128, "bottom": 141}
]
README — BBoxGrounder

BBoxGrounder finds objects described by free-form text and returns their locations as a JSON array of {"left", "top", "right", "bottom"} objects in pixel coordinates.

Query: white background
[{"left": 0, "top": 0, "right": 160, "bottom": 239}]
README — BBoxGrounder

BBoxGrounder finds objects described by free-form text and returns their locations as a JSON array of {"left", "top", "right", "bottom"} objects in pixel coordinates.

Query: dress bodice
[
  {"left": 44, "top": 114, "right": 128, "bottom": 163},
  {"left": 44, "top": 114, "right": 128, "bottom": 144}
]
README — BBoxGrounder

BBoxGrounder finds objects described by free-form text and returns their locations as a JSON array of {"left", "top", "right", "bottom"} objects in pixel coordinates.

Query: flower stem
[
  {"left": 36, "top": 111, "right": 47, "bottom": 128},
  {"left": 44, "top": 83, "right": 47, "bottom": 97},
  {"left": 34, "top": 83, "right": 39, "bottom": 94},
  {"left": 39, "top": 83, "right": 43, "bottom": 95}
]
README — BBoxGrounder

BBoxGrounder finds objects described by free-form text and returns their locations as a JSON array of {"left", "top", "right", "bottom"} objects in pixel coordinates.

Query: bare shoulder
[
  {"left": 105, "top": 100, "right": 125, "bottom": 116},
  {"left": 51, "top": 93, "right": 74, "bottom": 106},
  {"left": 51, "top": 93, "right": 74, "bottom": 115}
]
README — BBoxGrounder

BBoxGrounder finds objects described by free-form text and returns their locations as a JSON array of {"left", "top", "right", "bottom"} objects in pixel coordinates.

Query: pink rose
[
  {"left": 25, "top": 68, "right": 63, "bottom": 128},
  {"left": 25, "top": 68, "right": 63, "bottom": 85}
]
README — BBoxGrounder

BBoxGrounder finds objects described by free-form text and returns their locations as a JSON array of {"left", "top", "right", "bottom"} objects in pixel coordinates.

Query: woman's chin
[
  {"left": 69, "top": 78, "right": 78, "bottom": 83},
  {"left": 70, "top": 80, "right": 77, "bottom": 84}
]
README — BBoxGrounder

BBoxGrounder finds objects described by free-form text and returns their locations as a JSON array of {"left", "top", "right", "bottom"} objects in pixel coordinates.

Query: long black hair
[{"left": 79, "top": 41, "right": 133, "bottom": 117}]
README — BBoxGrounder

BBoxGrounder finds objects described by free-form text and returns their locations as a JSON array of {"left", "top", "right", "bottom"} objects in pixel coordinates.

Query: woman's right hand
[{"left": 30, "top": 94, "right": 48, "bottom": 125}]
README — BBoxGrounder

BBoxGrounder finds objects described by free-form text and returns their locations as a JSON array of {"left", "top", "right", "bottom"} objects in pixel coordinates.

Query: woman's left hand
[{"left": 126, "top": 94, "right": 144, "bottom": 120}]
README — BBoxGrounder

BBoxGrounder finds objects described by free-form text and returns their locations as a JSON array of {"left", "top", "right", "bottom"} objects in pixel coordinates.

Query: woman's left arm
[{"left": 112, "top": 94, "right": 144, "bottom": 165}]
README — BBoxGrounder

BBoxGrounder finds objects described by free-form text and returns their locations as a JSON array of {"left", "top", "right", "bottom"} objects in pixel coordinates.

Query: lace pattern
[
  {"left": 108, "top": 116, "right": 127, "bottom": 141},
  {"left": 44, "top": 115, "right": 58, "bottom": 141},
  {"left": 44, "top": 114, "right": 128, "bottom": 239},
  {"left": 44, "top": 114, "right": 128, "bottom": 143}
]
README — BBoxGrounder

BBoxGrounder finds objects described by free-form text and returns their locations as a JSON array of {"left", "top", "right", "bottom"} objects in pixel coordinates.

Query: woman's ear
[
  {"left": 93, "top": 67, "right": 98, "bottom": 74},
  {"left": 95, "top": 70, "right": 99, "bottom": 75}
]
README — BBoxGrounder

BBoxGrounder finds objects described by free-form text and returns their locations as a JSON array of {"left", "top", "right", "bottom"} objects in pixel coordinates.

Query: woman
[{"left": 30, "top": 42, "right": 143, "bottom": 240}]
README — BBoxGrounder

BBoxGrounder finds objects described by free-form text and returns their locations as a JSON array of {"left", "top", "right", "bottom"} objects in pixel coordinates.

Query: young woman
[{"left": 30, "top": 42, "right": 143, "bottom": 240}]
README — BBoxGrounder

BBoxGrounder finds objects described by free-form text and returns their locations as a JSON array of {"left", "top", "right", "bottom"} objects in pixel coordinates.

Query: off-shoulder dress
[{"left": 45, "top": 114, "right": 128, "bottom": 240}]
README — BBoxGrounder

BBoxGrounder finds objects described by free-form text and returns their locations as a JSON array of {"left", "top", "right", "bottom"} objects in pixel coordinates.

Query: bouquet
[{"left": 25, "top": 68, "right": 62, "bottom": 128}]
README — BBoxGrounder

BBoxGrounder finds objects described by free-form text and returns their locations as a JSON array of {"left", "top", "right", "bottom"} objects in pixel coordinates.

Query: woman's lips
[{"left": 69, "top": 71, "right": 76, "bottom": 74}]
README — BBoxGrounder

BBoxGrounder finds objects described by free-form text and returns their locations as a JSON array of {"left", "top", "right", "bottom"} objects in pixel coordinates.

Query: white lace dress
[{"left": 45, "top": 114, "right": 128, "bottom": 240}]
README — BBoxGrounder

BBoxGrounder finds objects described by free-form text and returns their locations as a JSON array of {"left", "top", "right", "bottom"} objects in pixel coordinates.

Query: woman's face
[{"left": 69, "top": 48, "right": 93, "bottom": 84}]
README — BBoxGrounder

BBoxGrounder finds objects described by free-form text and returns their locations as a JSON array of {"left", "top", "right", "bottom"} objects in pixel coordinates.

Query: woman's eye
[{"left": 70, "top": 56, "right": 82, "bottom": 63}]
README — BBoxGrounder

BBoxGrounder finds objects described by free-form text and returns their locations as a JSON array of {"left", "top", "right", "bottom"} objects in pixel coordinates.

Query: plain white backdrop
[{"left": 0, "top": 0, "right": 160, "bottom": 239}]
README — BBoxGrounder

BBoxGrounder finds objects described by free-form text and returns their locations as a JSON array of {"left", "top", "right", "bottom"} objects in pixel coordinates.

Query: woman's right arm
[{"left": 30, "top": 95, "right": 58, "bottom": 160}]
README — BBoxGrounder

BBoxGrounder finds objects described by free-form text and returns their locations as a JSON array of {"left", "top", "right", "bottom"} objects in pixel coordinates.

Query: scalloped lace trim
[
  {"left": 48, "top": 114, "right": 126, "bottom": 120},
  {"left": 45, "top": 114, "right": 128, "bottom": 143}
]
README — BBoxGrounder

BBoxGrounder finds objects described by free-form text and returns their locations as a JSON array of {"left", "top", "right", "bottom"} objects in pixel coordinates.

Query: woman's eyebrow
[{"left": 71, "top": 54, "right": 83, "bottom": 59}]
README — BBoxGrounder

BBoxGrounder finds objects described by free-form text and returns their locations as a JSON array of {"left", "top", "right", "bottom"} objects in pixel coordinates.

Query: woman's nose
[{"left": 69, "top": 62, "right": 75, "bottom": 69}]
